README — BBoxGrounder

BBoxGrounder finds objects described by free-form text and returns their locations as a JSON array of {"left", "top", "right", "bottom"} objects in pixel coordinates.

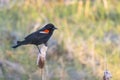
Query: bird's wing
[
  {"left": 24, "top": 31, "right": 48, "bottom": 40},
  {"left": 24, "top": 32, "right": 36, "bottom": 40}
]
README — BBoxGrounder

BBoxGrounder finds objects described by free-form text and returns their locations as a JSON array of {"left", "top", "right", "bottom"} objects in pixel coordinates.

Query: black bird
[{"left": 12, "top": 23, "right": 57, "bottom": 52}]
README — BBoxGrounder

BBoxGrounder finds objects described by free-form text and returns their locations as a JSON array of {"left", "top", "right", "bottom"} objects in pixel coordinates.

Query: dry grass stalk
[
  {"left": 103, "top": 70, "right": 112, "bottom": 80},
  {"left": 37, "top": 44, "right": 48, "bottom": 80}
]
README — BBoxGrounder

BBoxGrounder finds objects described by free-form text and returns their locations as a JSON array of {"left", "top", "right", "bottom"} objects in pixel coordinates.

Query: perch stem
[{"left": 104, "top": 52, "right": 108, "bottom": 70}]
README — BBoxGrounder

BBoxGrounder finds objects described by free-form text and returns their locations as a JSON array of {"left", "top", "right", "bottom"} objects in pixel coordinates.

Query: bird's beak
[{"left": 54, "top": 27, "right": 57, "bottom": 30}]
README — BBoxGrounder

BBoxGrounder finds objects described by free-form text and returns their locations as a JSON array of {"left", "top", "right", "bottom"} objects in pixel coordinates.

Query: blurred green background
[{"left": 0, "top": 0, "right": 120, "bottom": 80}]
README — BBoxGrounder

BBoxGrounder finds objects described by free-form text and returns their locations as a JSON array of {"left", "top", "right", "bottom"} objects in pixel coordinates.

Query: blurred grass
[{"left": 0, "top": 0, "right": 120, "bottom": 80}]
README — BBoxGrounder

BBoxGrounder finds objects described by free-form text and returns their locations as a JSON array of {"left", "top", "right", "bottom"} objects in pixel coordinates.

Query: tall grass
[{"left": 0, "top": 0, "right": 120, "bottom": 80}]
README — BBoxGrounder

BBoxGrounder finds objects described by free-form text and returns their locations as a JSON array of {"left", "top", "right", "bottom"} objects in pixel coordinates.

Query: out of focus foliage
[{"left": 0, "top": 0, "right": 120, "bottom": 80}]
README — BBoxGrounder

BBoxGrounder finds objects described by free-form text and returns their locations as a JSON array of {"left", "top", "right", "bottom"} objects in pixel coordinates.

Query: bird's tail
[{"left": 12, "top": 41, "right": 23, "bottom": 48}]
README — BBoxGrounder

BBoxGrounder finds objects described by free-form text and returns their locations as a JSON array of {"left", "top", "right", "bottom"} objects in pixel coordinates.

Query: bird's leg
[
  {"left": 37, "top": 45, "right": 41, "bottom": 53},
  {"left": 44, "top": 43, "right": 48, "bottom": 46}
]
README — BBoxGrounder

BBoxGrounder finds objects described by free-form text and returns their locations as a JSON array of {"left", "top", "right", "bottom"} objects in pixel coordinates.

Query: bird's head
[
  {"left": 44, "top": 23, "right": 57, "bottom": 30},
  {"left": 39, "top": 23, "right": 57, "bottom": 34}
]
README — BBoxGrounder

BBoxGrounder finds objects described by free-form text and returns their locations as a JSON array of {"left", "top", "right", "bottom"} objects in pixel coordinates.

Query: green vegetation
[{"left": 0, "top": 0, "right": 120, "bottom": 80}]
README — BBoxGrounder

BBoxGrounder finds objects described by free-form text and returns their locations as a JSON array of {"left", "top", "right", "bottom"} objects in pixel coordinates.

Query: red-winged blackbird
[{"left": 12, "top": 23, "right": 57, "bottom": 52}]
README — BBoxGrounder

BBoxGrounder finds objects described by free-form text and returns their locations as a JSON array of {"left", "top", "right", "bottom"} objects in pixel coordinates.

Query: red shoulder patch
[{"left": 43, "top": 29, "right": 49, "bottom": 33}]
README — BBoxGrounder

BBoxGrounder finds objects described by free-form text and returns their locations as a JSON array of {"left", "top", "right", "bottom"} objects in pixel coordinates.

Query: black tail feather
[
  {"left": 12, "top": 44, "right": 21, "bottom": 48},
  {"left": 12, "top": 41, "right": 23, "bottom": 48},
  {"left": 17, "top": 41, "right": 22, "bottom": 44}
]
